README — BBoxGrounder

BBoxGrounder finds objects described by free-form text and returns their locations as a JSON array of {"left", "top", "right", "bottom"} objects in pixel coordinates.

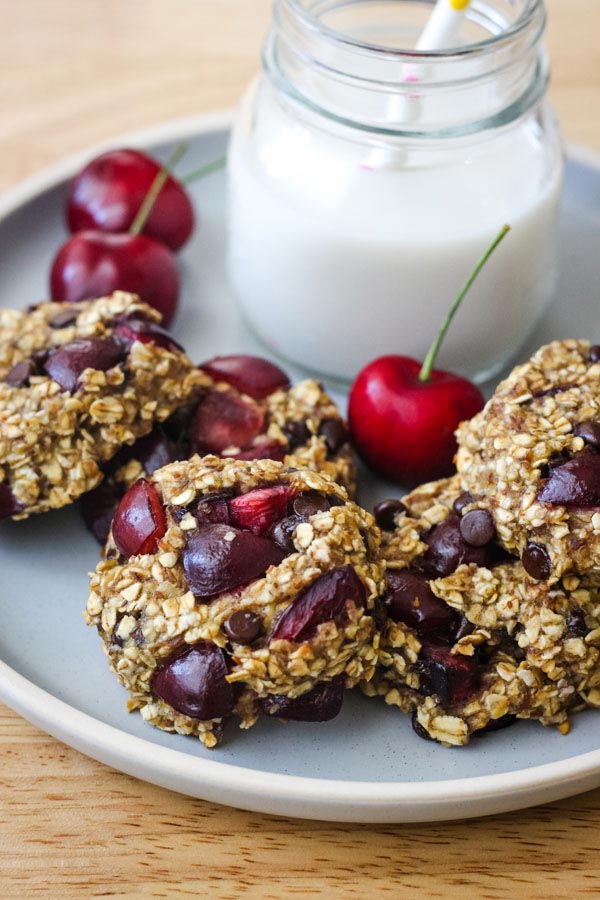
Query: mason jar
[{"left": 227, "top": 0, "right": 563, "bottom": 383}]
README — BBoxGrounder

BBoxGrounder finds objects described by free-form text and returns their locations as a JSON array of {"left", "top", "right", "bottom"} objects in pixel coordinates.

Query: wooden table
[{"left": 1, "top": 2, "right": 599, "bottom": 896}]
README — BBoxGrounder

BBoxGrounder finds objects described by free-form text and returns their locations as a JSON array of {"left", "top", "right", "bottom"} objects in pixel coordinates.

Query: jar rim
[{"left": 283, "top": 0, "right": 544, "bottom": 61}]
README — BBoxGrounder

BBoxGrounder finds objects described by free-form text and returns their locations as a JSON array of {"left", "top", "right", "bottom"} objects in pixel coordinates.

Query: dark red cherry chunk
[
  {"left": 50, "top": 231, "right": 180, "bottom": 326},
  {"left": 192, "top": 491, "right": 233, "bottom": 526},
  {"left": 538, "top": 452, "right": 600, "bottom": 508},
  {"left": 44, "top": 337, "right": 125, "bottom": 392},
  {"left": 200, "top": 354, "right": 290, "bottom": 400},
  {"left": 417, "top": 644, "right": 479, "bottom": 707},
  {"left": 182, "top": 524, "right": 284, "bottom": 599},
  {"left": 81, "top": 481, "right": 124, "bottom": 545},
  {"left": 270, "top": 565, "right": 366, "bottom": 643},
  {"left": 113, "top": 316, "right": 183, "bottom": 352},
  {"left": 151, "top": 642, "right": 233, "bottom": 720},
  {"left": 383, "top": 570, "right": 460, "bottom": 641},
  {"left": 188, "top": 389, "right": 264, "bottom": 454},
  {"left": 229, "top": 485, "right": 294, "bottom": 535},
  {"left": 112, "top": 479, "right": 167, "bottom": 558},
  {"left": 0, "top": 483, "right": 22, "bottom": 519},
  {"left": 420, "top": 514, "right": 497, "bottom": 577},
  {"left": 260, "top": 678, "right": 345, "bottom": 722},
  {"left": 67, "top": 148, "right": 194, "bottom": 251},
  {"left": 231, "top": 441, "right": 286, "bottom": 462},
  {"left": 131, "top": 426, "right": 178, "bottom": 475}
]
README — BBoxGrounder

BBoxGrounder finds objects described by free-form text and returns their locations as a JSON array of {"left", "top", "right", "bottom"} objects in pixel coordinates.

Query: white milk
[{"left": 227, "top": 2, "right": 563, "bottom": 382}]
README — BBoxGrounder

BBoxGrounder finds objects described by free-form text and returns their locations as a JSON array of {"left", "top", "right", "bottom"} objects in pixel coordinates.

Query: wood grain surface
[{"left": 1, "top": 2, "right": 600, "bottom": 897}]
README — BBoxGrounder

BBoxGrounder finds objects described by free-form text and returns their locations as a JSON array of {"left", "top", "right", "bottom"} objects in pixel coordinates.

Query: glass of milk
[{"left": 227, "top": 0, "right": 563, "bottom": 383}]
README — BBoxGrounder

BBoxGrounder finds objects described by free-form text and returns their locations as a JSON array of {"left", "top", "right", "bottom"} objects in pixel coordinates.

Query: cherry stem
[
  {"left": 418, "top": 224, "right": 511, "bottom": 383},
  {"left": 130, "top": 143, "right": 188, "bottom": 236},
  {"left": 179, "top": 156, "right": 226, "bottom": 184}
]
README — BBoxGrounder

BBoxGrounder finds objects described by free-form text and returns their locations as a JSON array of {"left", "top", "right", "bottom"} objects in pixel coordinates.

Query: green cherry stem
[
  {"left": 179, "top": 156, "right": 227, "bottom": 184},
  {"left": 418, "top": 223, "right": 511, "bottom": 383},
  {"left": 129, "top": 142, "right": 189, "bottom": 236}
]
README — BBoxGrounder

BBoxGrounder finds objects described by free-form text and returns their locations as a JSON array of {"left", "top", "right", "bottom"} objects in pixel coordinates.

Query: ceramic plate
[{"left": 1, "top": 112, "right": 600, "bottom": 823}]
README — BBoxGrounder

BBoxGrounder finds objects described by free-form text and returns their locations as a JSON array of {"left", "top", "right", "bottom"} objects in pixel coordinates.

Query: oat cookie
[
  {"left": 0, "top": 292, "right": 207, "bottom": 519},
  {"left": 456, "top": 340, "right": 600, "bottom": 580},
  {"left": 85, "top": 456, "right": 382, "bottom": 747},
  {"left": 365, "top": 476, "right": 600, "bottom": 746},
  {"left": 82, "top": 354, "right": 355, "bottom": 544}
]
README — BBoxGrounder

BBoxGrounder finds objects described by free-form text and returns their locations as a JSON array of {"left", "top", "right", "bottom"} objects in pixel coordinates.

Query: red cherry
[
  {"left": 199, "top": 355, "right": 290, "bottom": 400},
  {"left": 49, "top": 230, "right": 179, "bottom": 326},
  {"left": 112, "top": 479, "right": 167, "bottom": 558},
  {"left": 348, "top": 226, "right": 510, "bottom": 486},
  {"left": 67, "top": 149, "right": 194, "bottom": 251},
  {"left": 348, "top": 355, "right": 483, "bottom": 485},
  {"left": 188, "top": 389, "right": 264, "bottom": 454},
  {"left": 229, "top": 485, "right": 295, "bottom": 535}
]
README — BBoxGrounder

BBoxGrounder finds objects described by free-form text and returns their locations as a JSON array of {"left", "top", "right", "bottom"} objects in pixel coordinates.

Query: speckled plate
[{"left": 1, "top": 112, "right": 600, "bottom": 823}]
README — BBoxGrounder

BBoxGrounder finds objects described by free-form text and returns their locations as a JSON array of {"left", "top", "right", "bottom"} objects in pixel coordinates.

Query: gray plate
[{"left": 0, "top": 113, "right": 599, "bottom": 822}]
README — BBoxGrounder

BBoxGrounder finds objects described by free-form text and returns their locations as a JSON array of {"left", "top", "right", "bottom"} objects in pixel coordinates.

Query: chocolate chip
[
  {"left": 269, "top": 515, "right": 301, "bottom": 554},
  {"left": 223, "top": 610, "right": 262, "bottom": 644},
  {"left": 319, "top": 418, "right": 349, "bottom": 455},
  {"left": 575, "top": 421, "right": 600, "bottom": 449},
  {"left": 373, "top": 498, "right": 406, "bottom": 531},
  {"left": 589, "top": 345, "right": 600, "bottom": 363},
  {"left": 292, "top": 491, "right": 330, "bottom": 519},
  {"left": 459, "top": 509, "right": 495, "bottom": 547},
  {"left": 5, "top": 360, "right": 36, "bottom": 388},
  {"left": 49, "top": 308, "right": 78, "bottom": 328},
  {"left": 474, "top": 714, "right": 517, "bottom": 736},
  {"left": 522, "top": 543, "right": 551, "bottom": 580},
  {"left": 283, "top": 420, "right": 311, "bottom": 450},
  {"left": 566, "top": 609, "right": 587, "bottom": 637},
  {"left": 453, "top": 491, "right": 474, "bottom": 516},
  {"left": 411, "top": 710, "right": 434, "bottom": 741},
  {"left": 454, "top": 615, "right": 475, "bottom": 641}
]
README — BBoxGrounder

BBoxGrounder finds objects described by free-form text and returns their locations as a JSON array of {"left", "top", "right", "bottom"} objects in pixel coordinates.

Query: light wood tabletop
[{"left": 1, "top": 2, "right": 600, "bottom": 897}]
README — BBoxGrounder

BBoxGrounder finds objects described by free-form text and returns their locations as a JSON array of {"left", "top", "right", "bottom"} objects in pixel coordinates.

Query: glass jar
[{"left": 227, "top": 0, "right": 563, "bottom": 383}]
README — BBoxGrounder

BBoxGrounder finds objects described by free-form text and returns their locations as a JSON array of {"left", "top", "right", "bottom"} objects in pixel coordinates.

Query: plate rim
[{"left": 2, "top": 110, "right": 600, "bottom": 821}]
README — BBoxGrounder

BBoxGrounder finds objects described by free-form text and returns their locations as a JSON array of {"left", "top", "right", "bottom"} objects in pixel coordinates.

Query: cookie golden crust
[
  {"left": 456, "top": 339, "right": 600, "bottom": 580},
  {"left": 366, "top": 475, "right": 600, "bottom": 746},
  {"left": 0, "top": 292, "right": 208, "bottom": 519},
  {"left": 86, "top": 457, "right": 383, "bottom": 748}
]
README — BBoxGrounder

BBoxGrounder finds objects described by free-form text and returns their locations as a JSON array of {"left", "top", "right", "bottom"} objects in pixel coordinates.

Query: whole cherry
[
  {"left": 67, "top": 148, "right": 195, "bottom": 251},
  {"left": 49, "top": 230, "right": 179, "bottom": 325},
  {"left": 348, "top": 226, "right": 510, "bottom": 485}
]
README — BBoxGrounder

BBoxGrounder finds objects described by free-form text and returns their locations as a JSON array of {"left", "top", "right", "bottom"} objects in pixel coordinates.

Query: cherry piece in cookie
[
  {"left": 112, "top": 479, "right": 167, "bottom": 558},
  {"left": 538, "top": 452, "right": 600, "bottom": 508},
  {"left": 188, "top": 389, "right": 264, "bottom": 455},
  {"left": 417, "top": 643, "right": 480, "bottom": 707},
  {"left": 260, "top": 678, "right": 345, "bottom": 722},
  {"left": 270, "top": 565, "right": 366, "bottom": 643},
  {"left": 200, "top": 354, "right": 290, "bottom": 400},
  {"left": 50, "top": 231, "right": 180, "bottom": 326},
  {"left": 229, "top": 485, "right": 295, "bottom": 535},
  {"left": 67, "top": 148, "right": 195, "bottom": 251},
  {"left": 114, "top": 317, "right": 183, "bottom": 353},
  {"left": 384, "top": 570, "right": 460, "bottom": 642},
  {"left": 151, "top": 642, "right": 234, "bottom": 720},
  {"left": 0, "top": 483, "right": 22, "bottom": 520},
  {"left": 182, "top": 523, "right": 284, "bottom": 599},
  {"left": 44, "top": 337, "right": 125, "bottom": 392}
]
